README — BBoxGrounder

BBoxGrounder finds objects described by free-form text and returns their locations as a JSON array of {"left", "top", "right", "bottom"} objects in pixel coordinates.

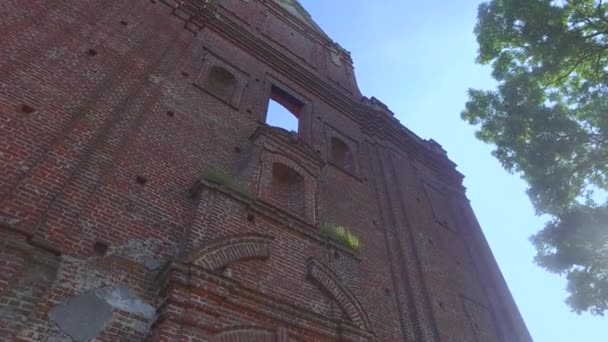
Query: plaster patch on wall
[
  {"left": 49, "top": 285, "right": 155, "bottom": 341},
  {"left": 108, "top": 238, "right": 173, "bottom": 266},
  {"left": 49, "top": 290, "right": 114, "bottom": 342},
  {"left": 96, "top": 285, "right": 156, "bottom": 319}
]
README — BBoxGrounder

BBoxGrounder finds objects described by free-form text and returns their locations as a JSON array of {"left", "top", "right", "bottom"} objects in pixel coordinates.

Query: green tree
[{"left": 462, "top": 0, "right": 608, "bottom": 315}]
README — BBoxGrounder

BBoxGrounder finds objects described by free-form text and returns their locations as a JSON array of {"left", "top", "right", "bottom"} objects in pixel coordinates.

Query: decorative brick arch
[
  {"left": 189, "top": 234, "right": 274, "bottom": 270},
  {"left": 212, "top": 326, "right": 288, "bottom": 342},
  {"left": 306, "top": 258, "right": 374, "bottom": 332}
]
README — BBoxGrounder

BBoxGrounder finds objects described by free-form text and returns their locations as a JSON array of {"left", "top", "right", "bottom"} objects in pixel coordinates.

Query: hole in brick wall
[
  {"left": 363, "top": 176, "right": 368, "bottom": 182},
  {"left": 439, "top": 301, "right": 445, "bottom": 310},
  {"left": 372, "top": 219, "right": 377, "bottom": 226},
  {"left": 247, "top": 214, "right": 255, "bottom": 223},
  {"left": 119, "top": 20, "right": 128, "bottom": 26},
  {"left": 166, "top": 111, "right": 175, "bottom": 117},
  {"left": 135, "top": 176, "right": 147, "bottom": 185},
  {"left": 384, "top": 288, "right": 391, "bottom": 295},
  {"left": 181, "top": 71, "right": 190, "bottom": 78},
  {"left": 246, "top": 109, "right": 252, "bottom": 114},
  {"left": 20, "top": 104, "right": 35, "bottom": 114},
  {"left": 427, "top": 238, "right": 433, "bottom": 246},
  {"left": 87, "top": 49, "right": 97, "bottom": 56},
  {"left": 93, "top": 241, "right": 109, "bottom": 255},
  {"left": 234, "top": 146, "right": 242, "bottom": 153}
]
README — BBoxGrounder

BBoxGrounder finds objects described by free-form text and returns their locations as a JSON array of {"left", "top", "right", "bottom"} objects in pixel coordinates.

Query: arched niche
[
  {"left": 330, "top": 136, "right": 355, "bottom": 173},
  {"left": 257, "top": 150, "right": 319, "bottom": 224},
  {"left": 207, "top": 65, "right": 237, "bottom": 101},
  {"left": 271, "top": 162, "right": 306, "bottom": 217}
]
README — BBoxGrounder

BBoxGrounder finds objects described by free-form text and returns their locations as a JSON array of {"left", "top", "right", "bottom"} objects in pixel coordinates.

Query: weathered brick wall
[{"left": 0, "top": 0, "right": 531, "bottom": 341}]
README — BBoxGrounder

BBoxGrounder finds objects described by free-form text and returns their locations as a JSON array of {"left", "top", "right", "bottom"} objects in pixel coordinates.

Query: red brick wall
[{"left": 0, "top": 0, "right": 531, "bottom": 341}]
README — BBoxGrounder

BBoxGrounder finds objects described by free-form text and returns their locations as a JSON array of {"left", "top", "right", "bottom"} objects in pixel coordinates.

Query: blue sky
[{"left": 288, "top": 1, "right": 604, "bottom": 341}]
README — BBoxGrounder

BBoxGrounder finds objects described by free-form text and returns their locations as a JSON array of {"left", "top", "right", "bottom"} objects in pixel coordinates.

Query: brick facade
[{"left": 0, "top": 0, "right": 532, "bottom": 340}]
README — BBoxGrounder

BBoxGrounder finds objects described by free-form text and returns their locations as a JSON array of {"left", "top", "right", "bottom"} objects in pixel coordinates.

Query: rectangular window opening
[{"left": 265, "top": 85, "right": 303, "bottom": 133}]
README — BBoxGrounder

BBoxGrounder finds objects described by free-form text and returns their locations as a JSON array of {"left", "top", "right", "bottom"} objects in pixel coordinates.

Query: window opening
[{"left": 265, "top": 85, "right": 302, "bottom": 132}]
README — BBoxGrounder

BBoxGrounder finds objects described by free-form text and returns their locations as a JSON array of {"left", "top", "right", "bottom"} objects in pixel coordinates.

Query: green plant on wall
[
  {"left": 321, "top": 223, "right": 361, "bottom": 252},
  {"left": 201, "top": 168, "right": 255, "bottom": 200}
]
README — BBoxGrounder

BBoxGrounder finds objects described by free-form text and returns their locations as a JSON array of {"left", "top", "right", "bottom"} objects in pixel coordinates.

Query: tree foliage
[{"left": 463, "top": 0, "right": 608, "bottom": 315}]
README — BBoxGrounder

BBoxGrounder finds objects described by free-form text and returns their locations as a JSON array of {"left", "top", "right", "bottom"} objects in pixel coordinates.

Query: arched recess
[
  {"left": 257, "top": 150, "right": 318, "bottom": 224},
  {"left": 330, "top": 136, "right": 354, "bottom": 172},
  {"left": 306, "top": 258, "right": 374, "bottom": 333},
  {"left": 188, "top": 234, "right": 274, "bottom": 271},
  {"left": 271, "top": 162, "right": 306, "bottom": 217},
  {"left": 207, "top": 65, "right": 237, "bottom": 101},
  {"left": 212, "top": 326, "right": 288, "bottom": 342}
]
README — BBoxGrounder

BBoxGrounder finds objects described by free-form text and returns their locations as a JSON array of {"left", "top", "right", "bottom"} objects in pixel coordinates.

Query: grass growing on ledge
[
  {"left": 201, "top": 168, "right": 255, "bottom": 200},
  {"left": 321, "top": 223, "right": 361, "bottom": 252}
]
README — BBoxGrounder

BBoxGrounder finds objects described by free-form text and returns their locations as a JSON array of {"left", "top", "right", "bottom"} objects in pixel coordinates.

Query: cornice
[{"left": 259, "top": 0, "right": 334, "bottom": 47}]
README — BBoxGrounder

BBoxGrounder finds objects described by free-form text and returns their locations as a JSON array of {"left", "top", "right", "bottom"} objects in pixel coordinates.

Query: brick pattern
[
  {"left": 306, "top": 258, "right": 373, "bottom": 332},
  {"left": 212, "top": 327, "right": 287, "bottom": 342},
  {"left": 0, "top": 235, "right": 59, "bottom": 341},
  {"left": 0, "top": 0, "right": 532, "bottom": 341},
  {"left": 189, "top": 233, "right": 274, "bottom": 270}
]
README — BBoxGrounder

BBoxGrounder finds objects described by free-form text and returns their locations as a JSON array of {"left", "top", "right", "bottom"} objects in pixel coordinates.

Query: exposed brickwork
[
  {"left": 189, "top": 233, "right": 274, "bottom": 270},
  {"left": 306, "top": 258, "right": 373, "bottom": 332},
  {"left": 0, "top": 0, "right": 531, "bottom": 340}
]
